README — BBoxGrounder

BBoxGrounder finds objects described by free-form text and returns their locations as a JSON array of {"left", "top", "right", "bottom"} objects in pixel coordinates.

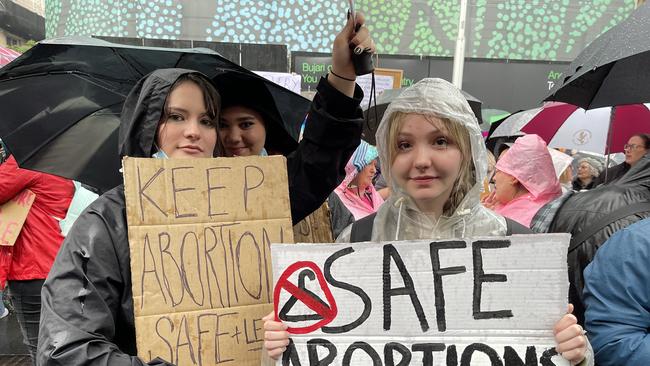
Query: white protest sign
[
  {"left": 356, "top": 73, "right": 394, "bottom": 108},
  {"left": 255, "top": 71, "right": 303, "bottom": 94},
  {"left": 272, "top": 234, "right": 571, "bottom": 365}
]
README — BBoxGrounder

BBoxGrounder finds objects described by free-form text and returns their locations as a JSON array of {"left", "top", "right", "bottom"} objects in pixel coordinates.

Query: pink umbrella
[
  {"left": 521, "top": 102, "right": 650, "bottom": 154},
  {"left": 0, "top": 46, "right": 21, "bottom": 67}
]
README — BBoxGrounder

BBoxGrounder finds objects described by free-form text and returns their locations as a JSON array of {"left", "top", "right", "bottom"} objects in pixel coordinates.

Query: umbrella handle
[
  {"left": 348, "top": 0, "right": 374, "bottom": 75},
  {"left": 351, "top": 49, "right": 375, "bottom": 76}
]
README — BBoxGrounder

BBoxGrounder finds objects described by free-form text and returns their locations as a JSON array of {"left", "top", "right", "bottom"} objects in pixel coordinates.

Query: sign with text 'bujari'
[
  {"left": 123, "top": 156, "right": 294, "bottom": 365},
  {"left": 272, "top": 234, "right": 571, "bottom": 365}
]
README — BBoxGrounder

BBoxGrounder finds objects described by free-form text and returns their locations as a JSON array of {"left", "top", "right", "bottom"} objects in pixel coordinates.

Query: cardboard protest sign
[
  {"left": 0, "top": 189, "right": 35, "bottom": 246},
  {"left": 123, "top": 156, "right": 294, "bottom": 365},
  {"left": 292, "top": 202, "right": 333, "bottom": 244},
  {"left": 272, "top": 234, "right": 571, "bottom": 366}
]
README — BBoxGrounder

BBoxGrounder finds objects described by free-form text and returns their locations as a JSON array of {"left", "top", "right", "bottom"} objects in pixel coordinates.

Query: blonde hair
[{"left": 386, "top": 111, "right": 475, "bottom": 216}]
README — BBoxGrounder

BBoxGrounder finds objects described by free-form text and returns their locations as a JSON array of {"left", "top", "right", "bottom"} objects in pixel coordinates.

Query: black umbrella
[
  {"left": 545, "top": 2, "right": 650, "bottom": 109},
  {"left": 362, "top": 87, "right": 482, "bottom": 145},
  {"left": 0, "top": 36, "right": 309, "bottom": 192}
]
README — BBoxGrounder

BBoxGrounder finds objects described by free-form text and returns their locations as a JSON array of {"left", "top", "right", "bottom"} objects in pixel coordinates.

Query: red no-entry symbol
[{"left": 274, "top": 261, "right": 338, "bottom": 334}]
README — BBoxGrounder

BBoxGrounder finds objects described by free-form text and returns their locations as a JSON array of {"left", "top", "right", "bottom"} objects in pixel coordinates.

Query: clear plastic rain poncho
[{"left": 339, "top": 78, "right": 507, "bottom": 242}]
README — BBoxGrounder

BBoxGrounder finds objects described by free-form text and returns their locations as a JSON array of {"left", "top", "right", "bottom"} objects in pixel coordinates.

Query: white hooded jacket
[{"left": 338, "top": 78, "right": 507, "bottom": 242}]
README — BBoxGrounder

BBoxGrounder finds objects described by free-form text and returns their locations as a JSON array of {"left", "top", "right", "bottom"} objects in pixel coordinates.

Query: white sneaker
[{"left": 0, "top": 307, "right": 8, "bottom": 319}]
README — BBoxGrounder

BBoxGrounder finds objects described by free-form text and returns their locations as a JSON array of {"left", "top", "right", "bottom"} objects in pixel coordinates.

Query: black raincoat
[
  {"left": 37, "top": 69, "right": 363, "bottom": 365},
  {"left": 548, "top": 154, "right": 650, "bottom": 325}
]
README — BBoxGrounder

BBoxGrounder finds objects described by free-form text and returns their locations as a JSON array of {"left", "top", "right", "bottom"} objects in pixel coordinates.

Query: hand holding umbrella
[{"left": 329, "top": 11, "right": 375, "bottom": 97}]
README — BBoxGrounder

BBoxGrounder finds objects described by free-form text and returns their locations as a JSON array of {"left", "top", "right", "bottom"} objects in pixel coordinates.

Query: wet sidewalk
[{"left": 0, "top": 310, "right": 30, "bottom": 366}]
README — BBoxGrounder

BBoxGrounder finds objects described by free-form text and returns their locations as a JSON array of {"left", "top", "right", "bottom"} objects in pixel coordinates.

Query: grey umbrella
[
  {"left": 545, "top": 2, "right": 650, "bottom": 109},
  {"left": 488, "top": 107, "right": 542, "bottom": 139}
]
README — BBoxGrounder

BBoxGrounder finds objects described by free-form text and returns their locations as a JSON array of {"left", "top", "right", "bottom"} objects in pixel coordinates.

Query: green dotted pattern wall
[{"left": 45, "top": 0, "right": 637, "bottom": 61}]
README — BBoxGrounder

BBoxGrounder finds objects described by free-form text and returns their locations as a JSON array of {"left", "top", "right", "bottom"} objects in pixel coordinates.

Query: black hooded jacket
[
  {"left": 37, "top": 69, "right": 363, "bottom": 365},
  {"left": 548, "top": 154, "right": 650, "bottom": 325}
]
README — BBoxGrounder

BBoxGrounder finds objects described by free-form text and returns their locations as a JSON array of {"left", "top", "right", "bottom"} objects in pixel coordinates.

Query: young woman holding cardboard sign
[
  {"left": 37, "top": 14, "right": 374, "bottom": 366},
  {"left": 264, "top": 79, "right": 593, "bottom": 365}
]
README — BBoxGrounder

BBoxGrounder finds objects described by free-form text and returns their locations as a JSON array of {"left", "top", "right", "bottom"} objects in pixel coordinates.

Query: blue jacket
[{"left": 583, "top": 218, "right": 650, "bottom": 365}]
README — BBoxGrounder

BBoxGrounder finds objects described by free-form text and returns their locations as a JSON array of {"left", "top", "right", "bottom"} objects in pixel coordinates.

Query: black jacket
[
  {"left": 37, "top": 69, "right": 362, "bottom": 365},
  {"left": 571, "top": 178, "right": 596, "bottom": 191},
  {"left": 591, "top": 161, "right": 630, "bottom": 186},
  {"left": 548, "top": 155, "right": 650, "bottom": 325}
]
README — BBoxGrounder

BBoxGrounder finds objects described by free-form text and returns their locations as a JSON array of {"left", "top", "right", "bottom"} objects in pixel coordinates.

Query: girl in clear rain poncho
[{"left": 263, "top": 78, "right": 593, "bottom": 366}]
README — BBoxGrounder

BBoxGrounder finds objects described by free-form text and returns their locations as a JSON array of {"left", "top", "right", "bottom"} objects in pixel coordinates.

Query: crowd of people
[{"left": 0, "top": 10, "right": 648, "bottom": 366}]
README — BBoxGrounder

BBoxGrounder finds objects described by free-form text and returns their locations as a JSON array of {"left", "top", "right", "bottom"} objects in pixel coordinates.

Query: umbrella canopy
[
  {"left": 362, "top": 86, "right": 482, "bottom": 145},
  {"left": 488, "top": 107, "right": 543, "bottom": 139},
  {"left": 0, "top": 36, "right": 310, "bottom": 192},
  {"left": 0, "top": 46, "right": 20, "bottom": 66},
  {"left": 481, "top": 108, "right": 511, "bottom": 125},
  {"left": 521, "top": 102, "right": 650, "bottom": 154},
  {"left": 545, "top": 2, "right": 650, "bottom": 109}
]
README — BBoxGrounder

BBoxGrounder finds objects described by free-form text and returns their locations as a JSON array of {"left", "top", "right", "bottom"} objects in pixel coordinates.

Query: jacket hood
[
  {"left": 496, "top": 134, "right": 562, "bottom": 199},
  {"left": 118, "top": 68, "right": 218, "bottom": 158},
  {"left": 212, "top": 71, "right": 299, "bottom": 156},
  {"left": 339, "top": 140, "right": 379, "bottom": 188},
  {"left": 371, "top": 78, "right": 506, "bottom": 241}
]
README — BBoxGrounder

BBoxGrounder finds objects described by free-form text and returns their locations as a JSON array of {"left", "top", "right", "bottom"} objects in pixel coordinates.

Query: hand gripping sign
[
  {"left": 272, "top": 236, "right": 572, "bottom": 366},
  {"left": 273, "top": 261, "right": 338, "bottom": 334}
]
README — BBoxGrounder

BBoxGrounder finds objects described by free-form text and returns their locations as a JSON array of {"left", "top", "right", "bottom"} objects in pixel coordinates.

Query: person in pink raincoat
[
  {"left": 490, "top": 134, "right": 562, "bottom": 227},
  {"left": 328, "top": 140, "right": 385, "bottom": 238}
]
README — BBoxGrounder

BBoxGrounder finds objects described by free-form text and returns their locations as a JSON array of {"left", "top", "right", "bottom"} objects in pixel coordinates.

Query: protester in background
[
  {"left": 593, "top": 133, "right": 649, "bottom": 185},
  {"left": 38, "top": 12, "right": 373, "bottom": 366},
  {"left": 328, "top": 140, "right": 384, "bottom": 238},
  {"left": 0, "top": 155, "right": 73, "bottom": 364},
  {"left": 487, "top": 135, "right": 562, "bottom": 227},
  {"left": 263, "top": 78, "right": 592, "bottom": 365},
  {"left": 214, "top": 73, "right": 298, "bottom": 157},
  {"left": 583, "top": 218, "right": 650, "bottom": 365},
  {"left": 539, "top": 151, "right": 650, "bottom": 326},
  {"left": 572, "top": 158, "right": 602, "bottom": 191}
]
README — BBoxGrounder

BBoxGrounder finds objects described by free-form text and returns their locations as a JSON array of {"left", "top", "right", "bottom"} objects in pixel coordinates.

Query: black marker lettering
[
  {"left": 385, "top": 342, "right": 411, "bottom": 366},
  {"left": 342, "top": 342, "right": 381, "bottom": 366},
  {"left": 472, "top": 240, "right": 514, "bottom": 320},
  {"left": 460, "top": 343, "right": 503, "bottom": 366},
  {"left": 383, "top": 244, "right": 429, "bottom": 331},
  {"left": 429, "top": 241, "right": 467, "bottom": 331},
  {"left": 322, "top": 247, "right": 371, "bottom": 333}
]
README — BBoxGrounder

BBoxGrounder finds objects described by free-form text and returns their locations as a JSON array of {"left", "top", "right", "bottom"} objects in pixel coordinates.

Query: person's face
[
  {"left": 577, "top": 162, "right": 593, "bottom": 180},
  {"left": 357, "top": 160, "right": 377, "bottom": 188},
  {"left": 156, "top": 81, "right": 217, "bottom": 159},
  {"left": 391, "top": 114, "right": 463, "bottom": 214},
  {"left": 493, "top": 169, "right": 518, "bottom": 204},
  {"left": 624, "top": 136, "right": 647, "bottom": 166},
  {"left": 218, "top": 106, "right": 267, "bottom": 157}
]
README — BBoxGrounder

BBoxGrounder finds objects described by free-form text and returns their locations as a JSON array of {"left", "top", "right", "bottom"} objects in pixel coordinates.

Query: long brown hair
[{"left": 157, "top": 73, "right": 221, "bottom": 155}]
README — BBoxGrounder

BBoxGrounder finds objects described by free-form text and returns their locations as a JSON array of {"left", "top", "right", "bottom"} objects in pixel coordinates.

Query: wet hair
[
  {"left": 156, "top": 73, "right": 221, "bottom": 156},
  {"left": 159, "top": 73, "right": 221, "bottom": 128},
  {"left": 631, "top": 133, "right": 650, "bottom": 149},
  {"left": 386, "top": 111, "right": 475, "bottom": 216}
]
